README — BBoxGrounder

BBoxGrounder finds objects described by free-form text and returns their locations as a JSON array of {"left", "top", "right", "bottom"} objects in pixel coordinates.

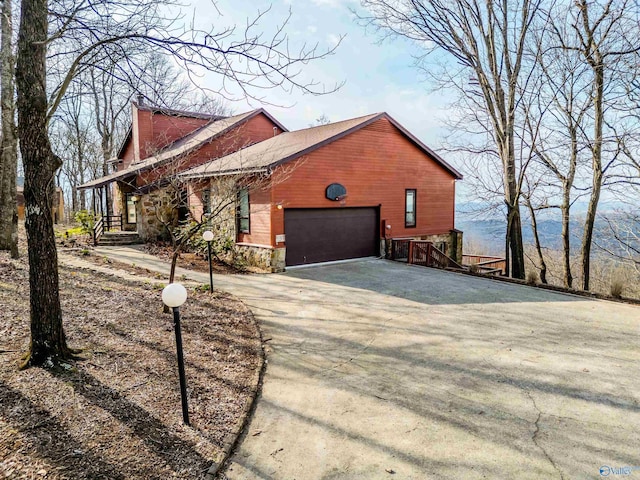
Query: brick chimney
[{"left": 131, "top": 99, "right": 153, "bottom": 161}]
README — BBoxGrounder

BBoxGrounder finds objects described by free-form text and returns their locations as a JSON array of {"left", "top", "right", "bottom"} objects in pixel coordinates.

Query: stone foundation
[{"left": 234, "top": 243, "right": 286, "bottom": 273}]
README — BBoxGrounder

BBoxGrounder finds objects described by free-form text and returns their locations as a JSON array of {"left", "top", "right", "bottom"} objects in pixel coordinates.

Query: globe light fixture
[
  {"left": 162, "top": 283, "right": 187, "bottom": 308},
  {"left": 161, "top": 282, "right": 190, "bottom": 425},
  {"left": 202, "top": 230, "right": 214, "bottom": 242}
]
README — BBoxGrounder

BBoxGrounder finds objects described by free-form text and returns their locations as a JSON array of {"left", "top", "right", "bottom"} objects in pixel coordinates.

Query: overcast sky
[{"left": 189, "top": 0, "right": 453, "bottom": 157}]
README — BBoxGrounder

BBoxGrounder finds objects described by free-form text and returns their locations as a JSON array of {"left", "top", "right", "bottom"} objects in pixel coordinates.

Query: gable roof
[
  {"left": 179, "top": 112, "right": 463, "bottom": 180},
  {"left": 79, "top": 109, "right": 287, "bottom": 190},
  {"left": 114, "top": 103, "right": 229, "bottom": 162}
]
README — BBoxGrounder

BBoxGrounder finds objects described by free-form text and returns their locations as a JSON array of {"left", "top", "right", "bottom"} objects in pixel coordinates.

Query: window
[
  {"left": 237, "top": 188, "right": 250, "bottom": 233},
  {"left": 202, "top": 188, "right": 211, "bottom": 216},
  {"left": 405, "top": 189, "right": 416, "bottom": 228},
  {"left": 126, "top": 193, "right": 137, "bottom": 224}
]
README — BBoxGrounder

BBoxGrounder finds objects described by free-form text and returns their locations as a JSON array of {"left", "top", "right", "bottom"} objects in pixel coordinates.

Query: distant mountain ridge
[{"left": 456, "top": 207, "right": 638, "bottom": 256}]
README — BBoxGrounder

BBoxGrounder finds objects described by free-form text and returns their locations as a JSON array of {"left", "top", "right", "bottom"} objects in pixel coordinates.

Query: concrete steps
[{"left": 97, "top": 231, "right": 143, "bottom": 246}]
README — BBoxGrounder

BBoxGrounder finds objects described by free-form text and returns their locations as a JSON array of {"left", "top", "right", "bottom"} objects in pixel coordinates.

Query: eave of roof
[
  {"left": 180, "top": 112, "right": 463, "bottom": 180},
  {"left": 78, "top": 108, "right": 282, "bottom": 190}
]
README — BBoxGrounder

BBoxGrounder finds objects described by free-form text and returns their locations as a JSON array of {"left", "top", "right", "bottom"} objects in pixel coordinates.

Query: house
[
  {"left": 182, "top": 112, "right": 463, "bottom": 271},
  {"left": 17, "top": 178, "right": 65, "bottom": 224},
  {"left": 79, "top": 99, "right": 287, "bottom": 239},
  {"left": 80, "top": 101, "right": 463, "bottom": 272}
]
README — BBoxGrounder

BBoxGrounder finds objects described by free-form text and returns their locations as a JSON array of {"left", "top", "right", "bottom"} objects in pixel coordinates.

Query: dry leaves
[{"left": 0, "top": 251, "right": 262, "bottom": 479}]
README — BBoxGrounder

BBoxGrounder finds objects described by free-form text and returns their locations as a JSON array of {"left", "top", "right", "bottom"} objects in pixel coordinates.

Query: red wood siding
[
  {"left": 138, "top": 113, "right": 282, "bottom": 187},
  {"left": 269, "top": 117, "right": 456, "bottom": 247},
  {"left": 151, "top": 115, "right": 210, "bottom": 149},
  {"left": 237, "top": 183, "right": 272, "bottom": 246},
  {"left": 119, "top": 141, "right": 135, "bottom": 170}
]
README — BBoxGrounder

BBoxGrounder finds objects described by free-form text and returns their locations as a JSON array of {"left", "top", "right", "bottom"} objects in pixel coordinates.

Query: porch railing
[
  {"left": 93, "top": 217, "right": 104, "bottom": 246},
  {"left": 93, "top": 215, "right": 123, "bottom": 246}
]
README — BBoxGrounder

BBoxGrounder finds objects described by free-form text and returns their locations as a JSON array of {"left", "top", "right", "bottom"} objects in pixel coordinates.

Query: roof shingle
[{"left": 180, "top": 112, "right": 463, "bottom": 180}]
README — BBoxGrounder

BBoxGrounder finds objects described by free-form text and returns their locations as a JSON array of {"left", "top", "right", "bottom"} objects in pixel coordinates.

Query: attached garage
[
  {"left": 180, "top": 110, "right": 463, "bottom": 272},
  {"left": 284, "top": 207, "right": 379, "bottom": 266}
]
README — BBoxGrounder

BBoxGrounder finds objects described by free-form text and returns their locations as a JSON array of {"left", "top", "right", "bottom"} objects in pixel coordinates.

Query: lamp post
[
  {"left": 161, "top": 283, "right": 190, "bottom": 426},
  {"left": 202, "top": 230, "right": 214, "bottom": 294}
]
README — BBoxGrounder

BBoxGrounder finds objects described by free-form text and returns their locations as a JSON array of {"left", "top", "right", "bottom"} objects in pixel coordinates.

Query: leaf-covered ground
[{"left": 0, "top": 250, "right": 262, "bottom": 479}]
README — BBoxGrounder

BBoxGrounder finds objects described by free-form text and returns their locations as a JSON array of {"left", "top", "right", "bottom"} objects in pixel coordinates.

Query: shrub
[
  {"left": 468, "top": 263, "right": 480, "bottom": 274},
  {"left": 175, "top": 220, "right": 235, "bottom": 259},
  {"left": 526, "top": 270, "right": 539, "bottom": 285},
  {"left": 610, "top": 278, "right": 624, "bottom": 299},
  {"left": 74, "top": 210, "right": 95, "bottom": 235}
]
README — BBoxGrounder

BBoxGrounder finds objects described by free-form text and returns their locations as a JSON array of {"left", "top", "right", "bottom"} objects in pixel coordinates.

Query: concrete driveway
[
  {"left": 93, "top": 248, "right": 640, "bottom": 479},
  {"left": 219, "top": 259, "right": 640, "bottom": 480}
]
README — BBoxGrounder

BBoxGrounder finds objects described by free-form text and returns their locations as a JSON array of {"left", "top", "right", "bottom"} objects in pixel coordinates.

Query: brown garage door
[{"left": 284, "top": 207, "right": 379, "bottom": 266}]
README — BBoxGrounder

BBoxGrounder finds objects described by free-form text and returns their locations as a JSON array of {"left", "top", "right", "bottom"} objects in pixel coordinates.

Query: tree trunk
[
  {"left": 525, "top": 199, "right": 547, "bottom": 284},
  {"left": 560, "top": 182, "right": 573, "bottom": 288},
  {"left": 508, "top": 205, "right": 526, "bottom": 279},
  {"left": 0, "top": 0, "right": 19, "bottom": 258},
  {"left": 71, "top": 185, "right": 78, "bottom": 212},
  {"left": 504, "top": 224, "right": 510, "bottom": 278},
  {"left": 581, "top": 60, "right": 604, "bottom": 291},
  {"left": 503, "top": 139, "right": 525, "bottom": 279},
  {"left": 16, "top": 0, "right": 75, "bottom": 368},
  {"left": 581, "top": 168, "right": 602, "bottom": 291}
]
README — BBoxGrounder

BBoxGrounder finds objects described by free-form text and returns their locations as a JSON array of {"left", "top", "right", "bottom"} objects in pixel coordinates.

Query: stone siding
[
  {"left": 234, "top": 244, "right": 286, "bottom": 273},
  {"left": 137, "top": 186, "right": 178, "bottom": 241}
]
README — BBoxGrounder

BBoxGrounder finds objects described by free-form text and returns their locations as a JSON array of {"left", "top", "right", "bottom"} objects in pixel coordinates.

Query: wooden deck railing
[
  {"left": 462, "top": 254, "right": 506, "bottom": 275},
  {"left": 390, "top": 239, "right": 464, "bottom": 271},
  {"left": 410, "top": 241, "right": 464, "bottom": 270},
  {"left": 390, "top": 238, "right": 410, "bottom": 262}
]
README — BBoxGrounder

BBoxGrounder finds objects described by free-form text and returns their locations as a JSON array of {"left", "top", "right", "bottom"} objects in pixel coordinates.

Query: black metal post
[
  {"left": 207, "top": 241, "right": 213, "bottom": 294},
  {"left": 172, "top": 306, "right": 190, "bottom": 426}
]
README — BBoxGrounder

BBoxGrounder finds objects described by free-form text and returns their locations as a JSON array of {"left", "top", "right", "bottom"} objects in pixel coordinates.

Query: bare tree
[
  {"left": 52, "top": 85, "right": 102, "bottom": 213},
  {"left": 521, "top": 14, "right": 593, "bottom": 288},
  {"left": 560, "top": 0, "right": 640, "bottom": 290},
  {"left": 0, "top": 0, "right": 19, "bottom": 258},
  {"left": 596, "top": 207, "right": 640, "bottom": 274},
  {"left": 358, "top": 0, "right": 544, "bottom": 279},
  {"left": 16, "top": 0, "right": 78, "bottom": 367},
  {"left": 17, "top": 0, "right": 339, "bottom": 368}
]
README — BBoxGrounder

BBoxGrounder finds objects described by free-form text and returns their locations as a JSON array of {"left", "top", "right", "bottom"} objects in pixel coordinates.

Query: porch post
[
  {"left": 105, "top": 185, "right": 111, "bottom": 230},
  {"left": 98, "top": 187, "right": 104, "bottom": 219}
]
